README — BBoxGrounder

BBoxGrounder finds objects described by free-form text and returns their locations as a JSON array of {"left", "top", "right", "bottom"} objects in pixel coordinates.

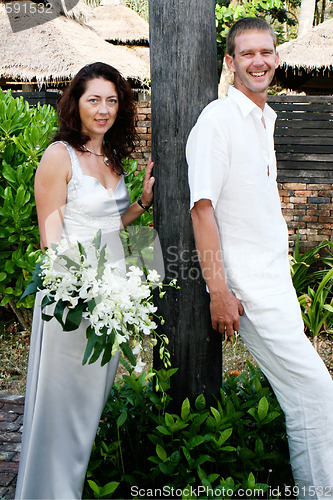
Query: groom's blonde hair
[{"left": 226, "top": 17, "right": 277, "bottom": 56}]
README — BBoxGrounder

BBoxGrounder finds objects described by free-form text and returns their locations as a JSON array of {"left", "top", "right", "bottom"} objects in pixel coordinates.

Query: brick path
[{"left": 0, "top": 393, "right": 24, "bottom": 500}]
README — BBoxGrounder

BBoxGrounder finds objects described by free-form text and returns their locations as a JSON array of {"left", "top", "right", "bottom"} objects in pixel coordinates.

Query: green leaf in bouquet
[
  {"left": 59, "top": 255, "right": 81, "bottom": 271},
  {"left": 97, "top": 244, "right": 107, "bottom": 280},
  {"left": 93, "top": 229, "right": 102, "bottom": 250},
  {"left": 83, "top": 326, "right": 98, "bottom": 365},
  {"left": 41, "top": 294, "right": 56, "bottom": 322},
  {"left": 100, "top": 329, "right": 116, "bottom": 366},
  {"left": 41, "top": 311, "right": 54, "bottom": 322},
  {"left": 63, "top": 300, "right": 86, "bottom": 331},
  {"left": 77, "top": 241, "right": 87, "bottom": 259},
  {"left": 120, "top": 339, "right": 137, "bottom": 367},
  {"left": 87, "top": 298, "right": 97, "bottom": 313},
  {"left": 54, "top": 299, "right": 67, "bottom": 327},
  {"left": 101, "top": 341, "right": 113, "bottom": 367},
  {"left": 88, "top": 341, "right": 105, "bottom": 365}
]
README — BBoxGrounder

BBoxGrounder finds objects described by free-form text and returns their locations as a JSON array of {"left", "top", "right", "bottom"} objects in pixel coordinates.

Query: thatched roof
[
  {"left": 87, "top": 4, "right": 149, "bottom": 45},
  {"left": 278, "top": 18, "right": 333, "bottom": 71},
  {"left": 0, "top": 1, "right": 150, "bottom": 83}
]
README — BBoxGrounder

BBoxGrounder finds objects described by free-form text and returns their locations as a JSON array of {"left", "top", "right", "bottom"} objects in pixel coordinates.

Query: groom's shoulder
[{"left": 197, "top": 95, "right": 234, "bottom": 123}]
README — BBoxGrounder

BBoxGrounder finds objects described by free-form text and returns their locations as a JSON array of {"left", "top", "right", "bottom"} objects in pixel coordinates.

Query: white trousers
[{"left": 239, "top": 288, "right": 333, "bottom": 499}]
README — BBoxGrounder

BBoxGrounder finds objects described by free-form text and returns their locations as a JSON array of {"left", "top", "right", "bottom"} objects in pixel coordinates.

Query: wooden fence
[
  {"left": 11, "top": 91, "right": 60, "bottom": 108},
  {"left": 267, "top": 95, "right": 333, "bottom": 183}
]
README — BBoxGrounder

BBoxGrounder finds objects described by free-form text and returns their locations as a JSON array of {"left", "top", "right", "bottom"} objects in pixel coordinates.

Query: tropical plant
[
  {"left": 84, "top": 363, "right": 292, "bottom": 499},
  {"left": 298, "top": 268, "right": 333, "bottom": 347},
  {"left": 0, "top": 89, "right": 58, "bottom": 328},
  {"left": 290, "top": 234, "right": 333, "bottom": 346},
  {"left": 289, "top": 232, "right": 333, "bottom": 296}
]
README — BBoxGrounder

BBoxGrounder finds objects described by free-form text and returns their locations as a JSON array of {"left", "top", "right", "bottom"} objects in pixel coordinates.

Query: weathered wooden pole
[{"left": 149, "top": 0, "right": 221, "bottom": 408}]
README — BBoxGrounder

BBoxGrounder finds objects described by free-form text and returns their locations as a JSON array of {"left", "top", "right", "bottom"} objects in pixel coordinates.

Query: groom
[{"left": 186, "top": 17, "right": 333, "bottom": 496}]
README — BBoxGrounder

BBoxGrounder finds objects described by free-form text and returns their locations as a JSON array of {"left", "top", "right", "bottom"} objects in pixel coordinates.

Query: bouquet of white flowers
[{"left": 23, "top": 230, "right": 176, "bottom": 373}]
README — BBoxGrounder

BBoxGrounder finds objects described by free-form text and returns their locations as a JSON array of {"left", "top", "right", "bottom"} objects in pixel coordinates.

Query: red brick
[
  {"left": 301, "top": 216, "right": 319, "bottom": 222},
  {"left": 284, "top": 183, "right": 307, "bottom": 190},
  {"left": 287, "top": 222, "right": 306, "bottom": 229},
  {"left": 307, "top": 184, "right": 331, "bottom": 190},
  {"left": 310, "top": 222, "right": 332, "bottom": 229},
  {"left": 295, "top": 190, "right": 314, "bottom": 197},
  {"left": 136, "top": 107, "right": 151, "bottom": 115},
  {"left": 305, "top": 224, "right": 319, "bottom": 232},
  {"left": 308, "top": 234, "right": 325, "bottom": 242},
  {"left": 281, "top": 202, "right": 294, "bottom": 209},
  {"left": 318, "top": 216, "right": 333, "bottom": 223},
  {"left": 138, "top": 133, "right": 151, "bottom": 141},
  {"left": 318, "top": 204, "right": 332, "bottom": 210},
  {"left": 137, "top": 120, "right": 151, "bottom": 128},
  {"left": 136, "top": 126, "right": 147, "bottom": 134},
  {"left": 318, "top": 189, "right": 333, "bottom": 197}
]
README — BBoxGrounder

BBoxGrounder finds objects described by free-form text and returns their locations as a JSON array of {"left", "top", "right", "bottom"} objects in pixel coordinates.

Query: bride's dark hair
[{"left": 53, "top": 62, "right": 138, "bottom": 175}]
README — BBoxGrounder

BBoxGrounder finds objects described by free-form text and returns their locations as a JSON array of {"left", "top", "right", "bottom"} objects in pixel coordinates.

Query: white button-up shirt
[{"left": 186, "top": 86, "right": 293, "bottom": 301}]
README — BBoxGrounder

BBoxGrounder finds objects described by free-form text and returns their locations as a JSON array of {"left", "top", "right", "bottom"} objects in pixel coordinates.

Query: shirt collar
[{"left": 227, "top": 86, "right": 276, "bottom": 123}]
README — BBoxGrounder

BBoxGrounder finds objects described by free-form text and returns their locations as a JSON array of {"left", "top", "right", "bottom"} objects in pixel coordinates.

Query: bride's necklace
[{"left": 83, "top": 145, "right": 109, "bottom": 166}]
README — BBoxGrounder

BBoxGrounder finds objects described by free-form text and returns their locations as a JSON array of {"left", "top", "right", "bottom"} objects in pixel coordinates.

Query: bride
[{"left": 15, "top": 62, "right": 154, "bottom": 499}]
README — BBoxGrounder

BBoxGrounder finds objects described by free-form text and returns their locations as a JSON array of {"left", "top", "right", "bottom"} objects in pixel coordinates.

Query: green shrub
[
  {"left": 0, "top": 89, "right": 58, "bottom": 326},
  {"left": 290, "top": 235, "right": 333, "bottom": 341},
  {"left": 84, "top": 364, "right": 292, "bottom": 499}
]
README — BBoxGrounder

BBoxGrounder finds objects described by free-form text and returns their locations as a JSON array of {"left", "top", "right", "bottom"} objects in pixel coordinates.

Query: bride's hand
[{"left": 140, "top": 158, "right": 155, "bottom": 207}]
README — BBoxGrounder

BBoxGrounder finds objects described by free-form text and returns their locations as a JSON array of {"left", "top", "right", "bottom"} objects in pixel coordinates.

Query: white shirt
[{"left": 186, "top": 86, "right": 293, "bottom": 301}]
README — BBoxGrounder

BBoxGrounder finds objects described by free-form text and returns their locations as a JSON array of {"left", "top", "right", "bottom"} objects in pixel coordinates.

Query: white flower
[
  {"left": 37, "top": 233, "right": 173, "bottom": 369},
  {"left": 147, "top": 269, "right": 161, "bottom": 283},
  {"left": 132, "top": 342, "right": 142, "bottom": 356},
  {"left": 127, "top": 266, "right": 144, "bottom": 279},
  {"left": 133, "top": 357, "right": 146, "bottom": 374}
]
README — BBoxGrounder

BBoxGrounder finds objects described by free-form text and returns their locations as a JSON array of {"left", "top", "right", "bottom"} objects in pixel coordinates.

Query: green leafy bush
[
  {"left": 0, "top": 89, "right": 58, "bottom": 326},
  {"left": 84, "top": 364, "right": 292, "bottom": 499},
  {"left": 290, "top": 235, "right": 333, "bottom": 341}
]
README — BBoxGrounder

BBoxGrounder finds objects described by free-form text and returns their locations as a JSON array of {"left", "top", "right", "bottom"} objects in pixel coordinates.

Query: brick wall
[
  {"left": 135, "top": 101, "right": 333, "bottom": 253},
  {"left": 134, "top": 100, "right": 151, "bottom": 171},
  {"left": 279, "top": 183, "right": 333, "bottom": 251}
]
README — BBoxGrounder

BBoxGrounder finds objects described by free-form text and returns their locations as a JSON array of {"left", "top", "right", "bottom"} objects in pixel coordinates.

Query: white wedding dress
[{"left": 15, "top": 142, "right": 130, "bottom": 499}]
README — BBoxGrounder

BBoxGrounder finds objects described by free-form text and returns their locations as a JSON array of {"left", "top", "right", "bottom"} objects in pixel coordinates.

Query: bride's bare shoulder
[{"left": 37, "top": 142, "right": 72, "bottom": 179}]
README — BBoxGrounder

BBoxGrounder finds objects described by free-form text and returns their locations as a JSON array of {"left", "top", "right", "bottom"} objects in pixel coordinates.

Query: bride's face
[{"left": 78, "top": 77, "right": 119, "bottom": 139}]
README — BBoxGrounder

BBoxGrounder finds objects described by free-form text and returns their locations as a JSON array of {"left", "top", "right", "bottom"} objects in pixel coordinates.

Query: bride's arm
[
  {"left": 34, "top": 143, "right": 71, "bottom": 249},
  {"left": 121, "top": 158, "right": 155, "bottom": 227}
]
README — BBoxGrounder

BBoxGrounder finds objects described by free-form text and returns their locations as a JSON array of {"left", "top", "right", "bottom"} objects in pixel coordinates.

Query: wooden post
[{"left": 149, "top": 0, "right": 221, "bottom": 408}]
